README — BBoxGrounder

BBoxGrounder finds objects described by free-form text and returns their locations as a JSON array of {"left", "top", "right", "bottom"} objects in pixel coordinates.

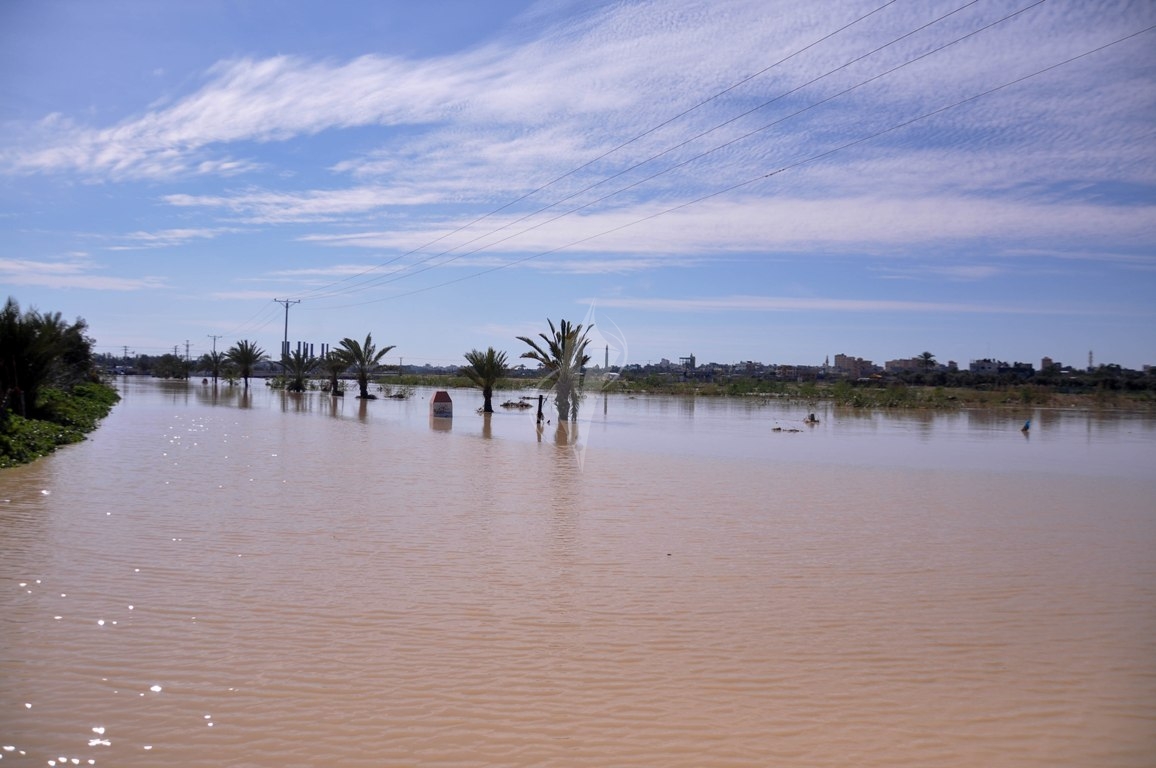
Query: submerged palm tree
[
  {"left": 338, "top": 333, "right": 395, "bottom": 399},
  {"left": 517, "top": 318, "right": 592, "bottom": 421},
  {"left": 200, "top": 350, "right": 226, "bottom": 385},
  {"left": 225, "top": 340, "right": 267, "bottom": 389},
  {"left": 281, "top": 349, "right": 318, "bottom": 392},
  {"left": 462, "top": 347, "right": 508, "bottom": 414},
  {"left": 321, "top": 349, "right": 348, "bottom": 396}
]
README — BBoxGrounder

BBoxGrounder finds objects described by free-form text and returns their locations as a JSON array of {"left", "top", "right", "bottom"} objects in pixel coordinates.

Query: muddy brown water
[{"left": 2, "top": 378, "right": 1154, "bottom": 766}]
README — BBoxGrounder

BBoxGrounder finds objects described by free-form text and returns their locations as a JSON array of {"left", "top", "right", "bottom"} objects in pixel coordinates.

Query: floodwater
[{"left": 2, "top": 378, "right": 1154, "bottom": 767}]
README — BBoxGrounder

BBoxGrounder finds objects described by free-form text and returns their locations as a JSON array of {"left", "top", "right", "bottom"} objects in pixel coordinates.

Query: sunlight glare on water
[{"left": 1, "top": 378, "right": 1154, "bottom": 767}]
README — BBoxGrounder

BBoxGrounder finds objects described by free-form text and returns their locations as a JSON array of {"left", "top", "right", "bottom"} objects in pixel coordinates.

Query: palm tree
[
  {"left": 280, "top": 349, "right": 318, "bottom": 392},
  {"left": 1, "top": 298, "right": 92, "bottom": 418},
  {"left": 462, "top": 347, "right": 508, "bottom": 413},
  {"left": 517, "top": 318, "right": 592, "bottom": 421},
  {"left": 338, "top": 333, "right": 395, "bottom": 399},
  {"left": 225, "top": 340, "right": 267, "bottom": 389},
  {"left": 919, "top": 351, "right": 937, "bottom": 372},
  {"left": 200, "top": 350, "right": 226, "bottom": 385},
  {"left": 321, "top": 349, "right": 348, "bottom": 396}
]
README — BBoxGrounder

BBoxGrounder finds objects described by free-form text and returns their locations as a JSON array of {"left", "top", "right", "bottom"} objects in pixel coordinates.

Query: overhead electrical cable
[
  {"left": 217, "top": 299, "right": 283, "bottom": 342},
  {"left": 312, "top": 22, "right": 1155, "bottom": 310},
  {"left": 309, "top": 0, "right": 1052, "bottom": 304},
  {"left": 290, "top": 0, "right": 905, "bottom": 302},
  {"left": 301, "top": 0, "right": 991, "bottom": 302}
]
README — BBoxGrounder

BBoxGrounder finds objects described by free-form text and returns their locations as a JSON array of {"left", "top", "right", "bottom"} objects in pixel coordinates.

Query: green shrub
[{"left": 0, "top": 382, "right": 119, "bottom": 468}]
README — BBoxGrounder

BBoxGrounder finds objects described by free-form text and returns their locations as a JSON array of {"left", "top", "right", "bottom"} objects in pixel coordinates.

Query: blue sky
[{"left": 2, "top": 0, "right": 1154, "bottom": 370}]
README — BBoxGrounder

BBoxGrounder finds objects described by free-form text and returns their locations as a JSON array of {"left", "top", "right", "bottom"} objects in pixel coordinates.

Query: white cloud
[
  {"left": 1, "top": 0, "right": 1152, "bottom": 295},
  {"left": 106, "top": 227, "right": 237, "bottom": 250},
  {"left": 874, "top": 264, "right": 1005, "bottom": 282},
  {"left": 207, "top": 289, "right": 287, "bottom": 301},
  {"left": 289, "top": 193, "right": 1156, "bottom": 259},
  {"left": 8, "top": 0, "right": 1151, "bottom": 192},
  {"left": 0, "top": 257, "right": 166, "bottom": 290},
  {"left": 165, "top": 187, "right": 444, "bottom": 223},
  {"left": 589, "top": 294, "right": 1108, "bottom": 316}
]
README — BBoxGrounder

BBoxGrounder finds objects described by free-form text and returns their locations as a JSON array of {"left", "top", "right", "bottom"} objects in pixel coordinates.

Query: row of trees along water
[
  {"left": 1, "top": 298, "right": 119, "bottom": 467},
  {"left": 118, "top": 318, "right": 594, "bottom": 421}
]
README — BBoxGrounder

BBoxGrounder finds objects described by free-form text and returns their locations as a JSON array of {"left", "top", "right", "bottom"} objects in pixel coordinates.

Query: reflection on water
[{"left": 1, "top": 378, "right": 1154, "bottom": 767}]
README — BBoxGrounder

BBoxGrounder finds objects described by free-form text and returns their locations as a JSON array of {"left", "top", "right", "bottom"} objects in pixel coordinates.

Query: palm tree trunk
[
  {"left": 555, "top": 380, "right": 571, "bottom": 421},
  {"left": 482, "top": 386, "right": 494, "bottom": 413}
]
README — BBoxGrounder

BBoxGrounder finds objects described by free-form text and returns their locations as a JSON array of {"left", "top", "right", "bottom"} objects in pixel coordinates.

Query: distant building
[
  {"left": 969, "top": 359, "right": 1000, "bottom": 375},
  {"left": 833, "top": 353, "right": 875, "bottom": 378},
  {"left": 885, "top": 357, "right": 923, "bottom": 373}
]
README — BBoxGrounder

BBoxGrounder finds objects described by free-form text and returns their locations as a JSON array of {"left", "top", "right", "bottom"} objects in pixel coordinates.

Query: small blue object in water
[{"left": 1022, "top": 419, "right": 1031, "bottom": 431}]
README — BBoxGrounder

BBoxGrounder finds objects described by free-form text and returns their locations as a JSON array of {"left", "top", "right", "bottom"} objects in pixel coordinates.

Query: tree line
[
  {"left": 1, "top": 297, "right": 98, "bottom": 419},
  {"left": 184, "top": 317, "right": 594, "bottom": 421},
  {"left": 1, "top": 298, "right": 119, "bottom": 467}
]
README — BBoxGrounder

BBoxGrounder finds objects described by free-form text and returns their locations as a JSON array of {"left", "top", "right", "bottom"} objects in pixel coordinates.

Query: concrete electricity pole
[{"left": 273, "top": 298, "right": 300, "bottom": 358}]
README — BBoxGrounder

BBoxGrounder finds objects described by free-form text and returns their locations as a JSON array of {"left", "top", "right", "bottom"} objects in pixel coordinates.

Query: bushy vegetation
[
  {"left": 1, "top": 298, "right": 119, "bottom": 468},
  {"left": 599, "top": 371, "right": 1155, "bottom": 410}
]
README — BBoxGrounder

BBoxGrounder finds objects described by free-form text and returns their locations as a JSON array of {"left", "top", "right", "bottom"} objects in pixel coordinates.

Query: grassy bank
[
  {"left": 601, "top": 379, "right": 1156, "bottom": 410},
  {"left": 0, "top": 381, "right": 120, "bottom": 468},
  {"left": 377, "top": 373, "right": 1156, "bottom": 412}
]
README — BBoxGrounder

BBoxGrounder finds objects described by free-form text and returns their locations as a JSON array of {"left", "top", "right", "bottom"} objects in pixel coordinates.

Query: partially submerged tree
[
  {"left": 338, "top": 333, "right": 395, "bottom": 399},
  {"left": 321, "top": 349, "right": 349, "bottom": 396},
  {"left": 200, "top": 350, "right": 226, "bottom": 385},
  {"left": 462, "top": 347, "right": 508, "bottom": 414},
  {"left": 225, "top": 340, "right": 267, "bottom": 389},
  {"left": 152, "top": 353, "right": 190, "bottom": 379},
  {"left": 281, "top": 349, "right": 319, "bottom": 392},
  {"left": 517, "top": 318, "right": 592, "bottom": 421}
]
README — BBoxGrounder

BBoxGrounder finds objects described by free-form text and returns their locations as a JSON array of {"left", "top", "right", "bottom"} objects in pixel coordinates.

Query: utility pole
[
  {"left": 273, "top": 298, "right": 300, "bottom": 358},
  {"left": 207, "top": 334, "right": 222, "bottom": 354}
]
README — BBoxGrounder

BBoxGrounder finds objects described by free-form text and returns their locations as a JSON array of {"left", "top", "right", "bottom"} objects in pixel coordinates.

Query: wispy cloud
[
  {"left": 266, "top": 263, "right": 397, "bottom": 278},
  {"left": 0, "top": 256, "right": 166, "bottom": 290},
  {"left": 590, "top": 294, "right": 1111, "bottom": 316},
  {"left": 207, "top": 289, "right": 287, "bottom": 301},
  {"left": 292, "top": 193, "right": 1156, "bottom": 259},
  {"left": 874, "top": 264, "right": 1006, "bottom": 282},
  {"left": 8, "top": 0, "right": 1152, "bottom": 197},
  {"left": 106, "top": 227, "right": 238, "bottom": 250},
  {"left": 165, "top": 187, "right": 444, "bottom": 223}
]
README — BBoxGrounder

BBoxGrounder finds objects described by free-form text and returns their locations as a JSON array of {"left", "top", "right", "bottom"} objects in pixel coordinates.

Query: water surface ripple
[{"left": 1, "top": 379, "right": 1154, "bottom": 766}]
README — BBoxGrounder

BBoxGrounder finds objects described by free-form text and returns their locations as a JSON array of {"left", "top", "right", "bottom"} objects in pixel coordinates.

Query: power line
[
  {"left": 321, "top": 0, "right": 998, "bottom": 300},
  {"left": 310, "top": 0, "right": 1057, "bottom": 306},
  {"left": 313, "top": 22, "right": 1156, "bottom": 309},
  {"left": 291, "top": 0, "right": 906, "bottom": 303},
  {"left": 301, "top": 0, "right": 1036, "bottom": 304},
  {"left": 219, "top": 300, "right": 283, "bottom": 342}
]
